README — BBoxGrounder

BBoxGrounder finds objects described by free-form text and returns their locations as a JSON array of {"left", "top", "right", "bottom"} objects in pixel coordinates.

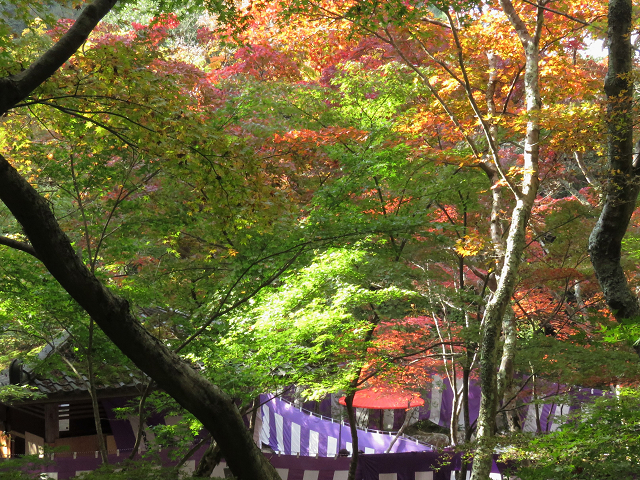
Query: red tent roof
[{"left": 338, "top": 389, "right": 425, "bottom": 409}]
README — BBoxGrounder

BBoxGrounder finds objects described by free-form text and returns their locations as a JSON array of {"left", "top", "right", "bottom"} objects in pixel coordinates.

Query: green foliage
[
  {"left": 110, "top": 0, "right": 239, "bottom": 28},
  {"left": 597, "top": 322, "right": 640, "bottom": 346},
  {"left": 194, "top": 247, "right": 416, "bottom": 401},
  {"left": 504, "top": 388, "right": 640, "bottom": 479},
  {"left": 0, "top": 14, "right": 328, "bottom": 380},
  {"left": 0, "top": 4, "right": 638, "bottom": 476},
  {"left": 516, "top": 330, "right": 640, "bottom": 388},
  {"left": 114, "top": 391, "right": 202, "bottom": 461},
  {"left": 0, "top": 385, "right": 45, "bottom": 403},
  {"left": 0, "top": 454, "right": 52, "bottom": 480},
  {"left": 0, "top": 0, "right": 76, "bottom": 68}
]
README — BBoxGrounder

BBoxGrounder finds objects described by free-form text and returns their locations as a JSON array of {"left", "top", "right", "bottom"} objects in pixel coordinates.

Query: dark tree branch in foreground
[
  {"left": 0, "top": 152, "right": 282, "bottom": 480},
  {"left": 0, "top": 235, "right": 39, "bottom": 258},
  {"left": 0, "top": 0, "right": 118, "bottom": 116},
  {"left": 0, "top": 1, "right": 280, "bottom": 478}
]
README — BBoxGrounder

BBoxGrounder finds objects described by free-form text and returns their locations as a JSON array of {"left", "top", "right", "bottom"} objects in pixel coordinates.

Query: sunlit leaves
[
  {"left": 0, "top": 1, "right": 637, "bottom": 465},
  {"left": 505, "top": 388, "right": 640, "bottom": 479},
  {"left": 199, "top": 248, "right": 415, "bottom": 400}
]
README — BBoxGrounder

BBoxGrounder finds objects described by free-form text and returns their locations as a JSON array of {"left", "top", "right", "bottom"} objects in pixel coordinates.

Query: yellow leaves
[
  {"left": 490, "top": 166, "right": 535, "bottom": 190},
  {"left": 491, "top": 177, "right": 510, "bottom": 189},
  {"left": 542, "top": 101, "right": 604, "bottom": 153},
  {"left": 209, "top": 55, "right": 226, "bottom": 70},
  {"left": 454, "top": 234, "right": 484, "bottom": 257},
  {"left": 23, "top": 17, "right": 47, "bottom": 36}
]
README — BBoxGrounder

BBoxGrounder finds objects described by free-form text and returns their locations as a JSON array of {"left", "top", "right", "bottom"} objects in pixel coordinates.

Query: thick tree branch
[
  {"left": 0, "top": 235, "right": 39, "bottom": 258},
  {"left": 0, "top": 0, "right": 118, "bottom": 115},
  {"left": 445, "top": 10, "right": 521, "bottom": 198},
  {"left": 420, "top": 17, "right": 451, "bottom": 29},
  {"left": 0, "top": 152, "right": 280, "bottom": 480},
  {"left": 499, "top": 0, "right": 534, "bottom": 46},
  {"left": 502, "top": 64, "right": 525, "bottom": 114},
  {"left": 573, "top": 151, "right": 599, "bottom": 187}
]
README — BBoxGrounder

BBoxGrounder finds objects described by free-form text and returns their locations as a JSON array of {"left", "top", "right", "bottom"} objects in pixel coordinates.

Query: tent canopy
[{"left": 338, "top": 389, "right": 424, "bottom": 410}]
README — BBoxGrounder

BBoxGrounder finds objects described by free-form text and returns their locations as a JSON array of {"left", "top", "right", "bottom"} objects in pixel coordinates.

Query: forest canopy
[{"left": 0, "top": 0, "right": 639, "bottom": 479}]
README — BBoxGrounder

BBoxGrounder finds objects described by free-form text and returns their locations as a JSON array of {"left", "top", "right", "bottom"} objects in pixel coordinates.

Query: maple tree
[
  {"left": 213, "top": 2, "right": 598, "bottom": 478},
  {"left": 205, "top": 0, "right": 640, "bottom": 477},
  {"left": 0, "top": 1, "right": 302, "bottom": 478},
  {"left": 1, "top": 0, "right": 640, "bottom": 479}
]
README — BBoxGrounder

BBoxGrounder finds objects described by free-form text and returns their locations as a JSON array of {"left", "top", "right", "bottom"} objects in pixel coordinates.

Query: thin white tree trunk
[
  {"left": 496, "top": 308, "right": 520, "bottom": 432},
  {"left": 470, "top": 1, "right": 543, "bottom": 477}
]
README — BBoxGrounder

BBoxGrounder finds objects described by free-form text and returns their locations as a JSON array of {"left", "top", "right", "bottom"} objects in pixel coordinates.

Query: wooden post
[{"left": 44, "top": 404, "right": 59, "bottom": 444}]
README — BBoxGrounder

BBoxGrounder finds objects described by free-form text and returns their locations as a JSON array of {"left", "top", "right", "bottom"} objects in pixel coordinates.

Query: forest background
[{"left": 0, "top": 0, "right": 640, "bottom": 479}]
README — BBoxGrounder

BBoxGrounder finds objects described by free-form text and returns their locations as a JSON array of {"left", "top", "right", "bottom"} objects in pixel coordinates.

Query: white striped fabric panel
[
  {"left": 260, "top": 404, "right": 271, "bottom": 445},
  {"left": 383, "top": 410, "right": 395, "bottom": 430},
  {"left": 291, "top": 422, "right": 301, "bottom": 455},
  {"left": 275, "top": 413, "right": 285, "bottom": 453},
  {"left": 415, "top": 472, "right": 433, "bottom": 480},
  {"left": 327, "top": 436, "right": 338, "bottom": 457},
  {"left": 522, "top": 404, "right": 538, "bottom": 432},
  {"left": 211, "top": 462, "right": 226, "bottom": 478},
  {"left": 309, "top": 430, "right": 319, "bottom": 456},
  {"left": 430, "top": 375, "right": 442, "bottom": 426}
]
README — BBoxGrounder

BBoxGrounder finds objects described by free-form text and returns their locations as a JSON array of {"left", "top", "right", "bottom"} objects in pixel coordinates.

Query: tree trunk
[
  {"left": 462, "top": 349, "right": 474, "bottom": 442},
  {"left": 60, "top": 353, "right": 109, "bottom": 464},
  {"left": 193, "top": 441, "right": 222, "bottom": 478},
  {"left": 588, "top": 0, "right": 640, "bottom": 352},
  {"left": 449, "top": 385, "right": 460, "bottom": 446},
  {"left": 87, "top": 362, "right": 109, "bottom": 464},
  {"left": 129, "top": 382, "right": 152, "bottom": 460},
  {"left": 496, "top": 309, "right": 521, "bottom": 432},
  {"left": 0, "top": 154, "right": 280, "bottom": 480},
  {"left": 470, "top": 197, "right": 536, "bottom": 480},
  {"left": 470, "top": 1, "right": 542, "bottom": 478},
  {"left": 87, "top": 318, "right": 109, "bottom": 464},
  {"left": 344, "top": 395, "right": 359, "bottom": 480}
]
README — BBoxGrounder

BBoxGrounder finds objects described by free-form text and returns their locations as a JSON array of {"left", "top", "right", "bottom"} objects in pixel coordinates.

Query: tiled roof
[{"left": 0, "top": 334, "right": 147, "bottom": 402}]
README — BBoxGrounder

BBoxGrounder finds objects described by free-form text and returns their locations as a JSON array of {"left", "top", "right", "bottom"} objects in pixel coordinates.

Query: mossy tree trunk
[{"left": 588, "top": 0, "right": 640, "bottom": 353}]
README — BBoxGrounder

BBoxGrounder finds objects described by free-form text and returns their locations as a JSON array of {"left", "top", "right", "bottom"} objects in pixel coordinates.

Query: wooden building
[{"left": 0, "top": 339, "right": 146, "bottom": 458}]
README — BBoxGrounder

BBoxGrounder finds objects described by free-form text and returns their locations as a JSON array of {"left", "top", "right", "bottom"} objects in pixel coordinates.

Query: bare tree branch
[{"left": 520, "top": 0, "right": 604, "bottom": 28}]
